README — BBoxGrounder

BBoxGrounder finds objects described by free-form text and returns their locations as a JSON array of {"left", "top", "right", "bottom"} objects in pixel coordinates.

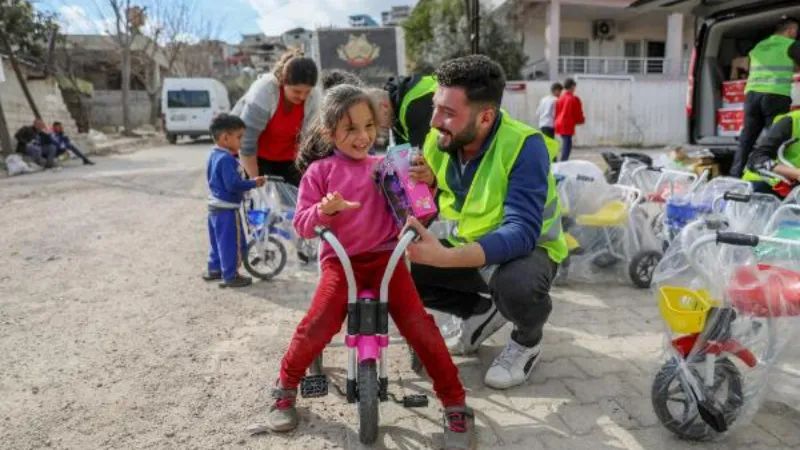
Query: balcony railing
[{"left": 557, "top": 57, "right": 689, "bottom": 76}]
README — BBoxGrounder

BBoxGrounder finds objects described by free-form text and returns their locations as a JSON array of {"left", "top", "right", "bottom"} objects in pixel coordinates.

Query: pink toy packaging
[{"left": 376, "top": 144, "right": 438, "bottom": 228}]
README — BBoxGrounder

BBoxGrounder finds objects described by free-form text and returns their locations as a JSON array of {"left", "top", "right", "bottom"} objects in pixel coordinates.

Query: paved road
[{"left": 1, "top": 142, "right": 798, "bottom": 450}]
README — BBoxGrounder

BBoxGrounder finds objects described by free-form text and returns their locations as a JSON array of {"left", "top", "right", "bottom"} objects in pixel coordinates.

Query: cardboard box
[
  {"left": 722, "top": 80, "right": 747, "bottom": 106},
  {"left": 376, "top": 144, "right": 437, "bottom": 228},
  {"left": 717, "top": 107, "right": 744, "bottom": 137}
]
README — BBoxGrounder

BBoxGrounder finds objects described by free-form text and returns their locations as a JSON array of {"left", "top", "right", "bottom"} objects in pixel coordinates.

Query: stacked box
[{"left": 717, "top": 74, "right": 800, "bottom": 136}]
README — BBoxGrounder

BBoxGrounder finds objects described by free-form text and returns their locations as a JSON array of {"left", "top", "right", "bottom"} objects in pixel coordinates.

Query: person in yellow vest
[
  {"left": 743, "top": 110, "right": 800, "bottom": 198},
  {"left": 730, "top": 17, "right": 800, "bottom": 177},
  {"left": 378, "top": 74, "right": 438, "bottom": 147},
  {"left": 402, "top": 55, "right": 567, "bottom": 390}
]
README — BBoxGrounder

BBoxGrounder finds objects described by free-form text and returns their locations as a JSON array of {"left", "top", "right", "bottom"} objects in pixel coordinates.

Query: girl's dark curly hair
[{"left": 296, "top": 84, "right": 378, "bottom": 174}]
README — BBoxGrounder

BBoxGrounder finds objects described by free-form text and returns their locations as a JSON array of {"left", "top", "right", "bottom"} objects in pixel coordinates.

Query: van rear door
[{"left": 165, "top": 88, "right": 214, "bottom": 135}]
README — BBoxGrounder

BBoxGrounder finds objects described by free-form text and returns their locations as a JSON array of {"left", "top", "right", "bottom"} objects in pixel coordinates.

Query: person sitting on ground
[
  {"left": 50, "top": 121, "right": 95, "bottom": 165},
  {"left": 14, "top": 119, "right": 57, "bottom": 169},
  {"left": 204, "top": 113, "right": 266, "bottom": 288},
  {"left": 262, "top": 84, "right": 475, "bottom": 449},
  {"left": 321, "top": 69, "right": 363, "bottom": 90}
]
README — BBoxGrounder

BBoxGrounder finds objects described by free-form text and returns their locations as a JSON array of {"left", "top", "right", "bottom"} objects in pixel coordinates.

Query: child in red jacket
[{"left": 554, "top": 78, "right": 585, "bottom": 161}]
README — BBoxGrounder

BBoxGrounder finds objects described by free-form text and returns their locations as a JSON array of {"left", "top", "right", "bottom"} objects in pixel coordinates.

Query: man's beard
[{"left": 436, "top": 120, "right": 479, "bottom": 153}]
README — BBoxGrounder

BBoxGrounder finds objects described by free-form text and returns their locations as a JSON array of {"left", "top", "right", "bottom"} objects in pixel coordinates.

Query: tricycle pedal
[{"left": 300, "top": 374, "right": 328, "bottom": 398}]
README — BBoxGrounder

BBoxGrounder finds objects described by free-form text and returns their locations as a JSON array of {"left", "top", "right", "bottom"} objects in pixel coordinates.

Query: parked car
[
  {"left": 629, "top": 0, "right": 800, "bottom": 175},
  {"left": 161, "top": 78, "right": 230, "bottom": 144}
]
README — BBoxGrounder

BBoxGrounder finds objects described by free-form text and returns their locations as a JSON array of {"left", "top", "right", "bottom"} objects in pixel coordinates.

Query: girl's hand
[
  {"left": 408, "top": 155, "right": 435, "bottom": 188},
  {"left": 320, "top": 192, "right": 361, "bottom": 216}
]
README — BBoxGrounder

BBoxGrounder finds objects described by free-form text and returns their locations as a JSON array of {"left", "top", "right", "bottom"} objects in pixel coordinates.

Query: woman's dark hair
[
  {"left": 273, "top": 48, "right": 318, "bottom": 86},
  {"left": 296, "top": 84, "right": 378, "bottom": 174}
]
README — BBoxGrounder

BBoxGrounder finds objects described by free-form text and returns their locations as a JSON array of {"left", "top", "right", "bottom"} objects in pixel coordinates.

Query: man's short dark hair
[
  {"left": 322, "top": 69, "right": 363, "bottom": 90},
  {"left": 777, "top": 17, "right": 800, "bottom": 34},
  {"left": 564, "top": 78, "right": 577, "bottom": 90},
  {"left": 551, "top": 82, "right": 563, "bottom": 93},
  {"left": 209, "top": 113, "right": 246, "bottom": 140},
  {"left": 435, "top": 55, "right": 506, "bottom": 108},
  {"left": 52, "top": 121, "right": 63, "bottom": 127}
]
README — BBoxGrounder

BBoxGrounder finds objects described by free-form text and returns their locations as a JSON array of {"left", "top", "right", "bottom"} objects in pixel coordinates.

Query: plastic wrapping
[
  {"left": 662, "top": 177, "right": 757, "bottom": 244},
  {"left": 651, "top": 211, "right": 800, "bottom": 441},
  {"left": 242, "top": 180, "right": 320, "bottom": 279},
  {"left": 553, "top": 161, "right": 662, "bottom": 288}
]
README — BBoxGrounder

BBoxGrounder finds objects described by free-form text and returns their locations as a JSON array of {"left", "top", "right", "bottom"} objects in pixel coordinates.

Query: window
[
  {"left": 167, "top": 90, "right": 211, "bottom": 108},
  {"left": 559, "top": 38, "right": 589, "bottom": 73},
  {"left": 624, "top": 40, "right": 642, "bottom": 74}
]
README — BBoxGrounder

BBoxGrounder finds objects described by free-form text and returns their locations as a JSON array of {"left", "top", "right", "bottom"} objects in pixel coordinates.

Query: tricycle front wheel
[
  {"left": 358, "top": 360, "right": 379, "bottom": 444},
  {"left": 651, "top": 357, "right": 744, "bottom": 441}
]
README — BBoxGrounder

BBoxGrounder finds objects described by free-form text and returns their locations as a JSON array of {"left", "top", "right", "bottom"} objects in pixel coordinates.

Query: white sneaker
[
  {"left": 445, "top": 298, "right": 507, "bottom": 356},
  {"left": 484, "top": 340, "right": 541, "bottom": 390}
]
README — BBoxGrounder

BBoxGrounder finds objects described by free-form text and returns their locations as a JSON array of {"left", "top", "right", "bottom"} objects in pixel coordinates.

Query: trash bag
[{"left": 5, "top": 154, "right": 35, "bottom": 176}]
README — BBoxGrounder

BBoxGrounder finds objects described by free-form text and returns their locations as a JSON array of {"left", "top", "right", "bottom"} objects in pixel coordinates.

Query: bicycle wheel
[
  {"left": 358, "top": 359, "right": 379, "bottom": 444},
  {"left": 243, "top": 236, "right": 287, "bottom": 280}
]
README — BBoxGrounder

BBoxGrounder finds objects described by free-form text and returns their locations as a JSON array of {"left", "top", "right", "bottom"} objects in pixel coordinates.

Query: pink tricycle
[{"left": 299, "top": 226, "right": 428, "bottom": 445}]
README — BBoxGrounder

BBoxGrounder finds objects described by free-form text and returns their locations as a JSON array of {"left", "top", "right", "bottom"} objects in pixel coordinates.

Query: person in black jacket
[{"left": 14, "top": 119, "right": 57, "bottom": 169}]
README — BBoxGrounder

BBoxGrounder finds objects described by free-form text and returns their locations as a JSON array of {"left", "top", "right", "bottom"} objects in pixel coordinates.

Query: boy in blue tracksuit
[{"left": 204, "top": 114, "right": 265, "bottom": 288}]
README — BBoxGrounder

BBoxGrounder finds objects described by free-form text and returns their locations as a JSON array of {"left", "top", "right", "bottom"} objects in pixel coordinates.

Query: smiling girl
[{"left": 262, "top": 84, "right": 474, "bottom": 449}]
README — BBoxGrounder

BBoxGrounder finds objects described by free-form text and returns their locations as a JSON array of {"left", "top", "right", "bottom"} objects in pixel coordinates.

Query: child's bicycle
[
  {"left": 242, "top": 176, "right": 319, "bottom": 280},
  {"left": 651, "top": 221, "right": 800, "bottom": 440},
  {"left": 298, "top": 226, "right": 430, "bottom": 445}
]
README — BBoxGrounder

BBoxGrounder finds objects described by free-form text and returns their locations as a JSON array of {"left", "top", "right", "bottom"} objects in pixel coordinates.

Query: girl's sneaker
[
  {"left": 444, "top": 405, "right": 475, "bottom": 449},
  {"left": 265, "top": 385, "right": 298, "bottom": 432}
]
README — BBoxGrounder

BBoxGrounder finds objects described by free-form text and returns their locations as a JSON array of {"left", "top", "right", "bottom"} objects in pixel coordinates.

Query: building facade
[{"left": 493, "top": 0, "right": 694, "bottom": 80}]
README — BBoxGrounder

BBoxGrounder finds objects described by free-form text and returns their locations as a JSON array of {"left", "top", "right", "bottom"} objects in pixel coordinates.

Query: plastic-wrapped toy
[
  {"left": 375, "top": 144, "right": 437, "bottom": 228},
  {"left": 553, "top": 160, "right": 662, "bottom": 288},
  {"left": 242, "top": 176, "right": 320, "bottom": 279},
  {"left": 651, "top": 209, "right": 800, "bottom": 440}
]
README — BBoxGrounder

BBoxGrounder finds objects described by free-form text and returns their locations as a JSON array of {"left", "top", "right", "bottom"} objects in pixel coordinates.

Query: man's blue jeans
[{"left": 559, "top": 135, "right": 573, "bottom": 162}]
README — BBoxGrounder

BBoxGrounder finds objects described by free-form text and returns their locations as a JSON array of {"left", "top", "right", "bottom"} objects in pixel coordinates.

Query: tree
[
  {"left": 95, "top": 0, "right": 140, "bottom": 136},
  {"left": 131, "top": 0, "right": 211, "bottom": 127},
  {"left": 406, "top": 0, "right": 527, "bottom": 79},
  {"left": 0, "top": 1, "right": 59, "bottom": 61}
]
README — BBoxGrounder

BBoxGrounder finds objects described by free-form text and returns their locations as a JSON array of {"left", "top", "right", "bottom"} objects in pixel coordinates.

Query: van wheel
[{"left": 167, "top": 134, "right": 177, "bottom": 144}]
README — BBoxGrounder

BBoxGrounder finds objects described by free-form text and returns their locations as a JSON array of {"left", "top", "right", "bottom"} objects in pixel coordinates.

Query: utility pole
[
  {"left": 0, "top": 58, "right": 14, "bottom": 156},
  {"left": 465, "top": 0, "right": 480, "bottom": 54}
]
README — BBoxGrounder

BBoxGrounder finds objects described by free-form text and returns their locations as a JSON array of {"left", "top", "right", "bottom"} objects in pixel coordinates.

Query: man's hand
[
  {"left": 403, "top": 217, "right": 451, "bottom": 266},
  {"left": 254, "top": 176, "right": 266, "bottom": 187},
  {"left": 408, "top": 154, "right": 436, "bottom": 188},
  {"left": 320, "top": 192, "right": 361, "bottom": 216}
]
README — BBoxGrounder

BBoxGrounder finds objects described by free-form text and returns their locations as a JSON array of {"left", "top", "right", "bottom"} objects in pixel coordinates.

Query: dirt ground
[{"left": 2, "top": 143, "right": 800, "bottom": 450}]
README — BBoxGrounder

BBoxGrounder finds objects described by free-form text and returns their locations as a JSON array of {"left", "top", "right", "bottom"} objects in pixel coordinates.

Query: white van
[
  {"left": 629, "top": 0, "right": 800, "bottom": 174},
  {"left": 161, "top": 78, "right": 230, "bottom": 144}
]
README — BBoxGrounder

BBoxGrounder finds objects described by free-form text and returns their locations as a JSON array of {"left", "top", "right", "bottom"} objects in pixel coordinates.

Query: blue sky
[{"left": 37, "top": 0, "right": 417, "bottom": 43}]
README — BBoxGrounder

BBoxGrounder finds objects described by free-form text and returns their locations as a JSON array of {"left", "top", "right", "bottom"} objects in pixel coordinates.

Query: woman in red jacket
[{"left": 554, "top": 78, "right": 585, "bottom": 161}]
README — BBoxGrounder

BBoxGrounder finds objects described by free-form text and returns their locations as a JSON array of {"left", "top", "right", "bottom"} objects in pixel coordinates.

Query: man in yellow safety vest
[
  {"left": 730, "top": 17, "right": 800, "bottom": 177},
  {"left": 404, "top": 55, "right": 567, "bottom": 390}
]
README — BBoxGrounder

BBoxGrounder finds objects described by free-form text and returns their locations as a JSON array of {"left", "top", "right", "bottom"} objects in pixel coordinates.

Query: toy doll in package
[{"left": 376, "top": 144, "right": 438, "bottom": 228}]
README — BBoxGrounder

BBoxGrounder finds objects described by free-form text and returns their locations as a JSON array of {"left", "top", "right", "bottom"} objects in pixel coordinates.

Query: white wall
[{"left": 502, "top": 79, "right": 687, "bottom": 147}]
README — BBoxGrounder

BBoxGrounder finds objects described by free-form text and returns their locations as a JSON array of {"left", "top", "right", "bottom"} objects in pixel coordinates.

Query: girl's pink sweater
[{"left": 293, "top": 152, "right": 399, "bottom": 262}]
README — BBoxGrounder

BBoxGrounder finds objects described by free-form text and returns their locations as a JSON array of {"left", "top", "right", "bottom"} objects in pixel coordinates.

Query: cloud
[
  {"left": 243, "top": 0, "right": 415, "bottom": 36},
  {"left": 57, "top": 5, "right": 117, "bottom": 35}
]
